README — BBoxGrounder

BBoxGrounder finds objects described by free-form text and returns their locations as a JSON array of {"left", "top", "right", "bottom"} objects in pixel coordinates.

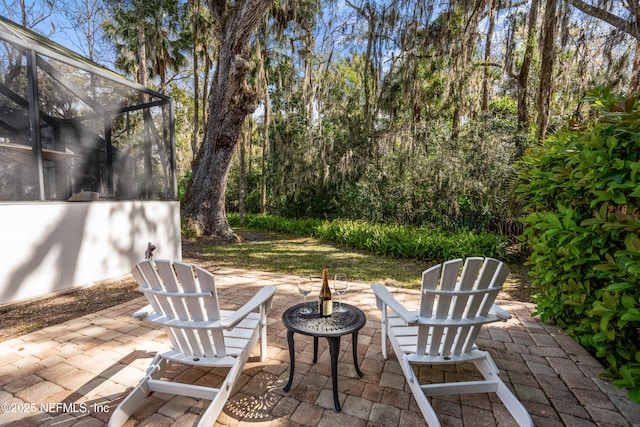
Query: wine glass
[
  {"left": 333, "top": 274, "right": 349, "bottom": 312},
  {"left": 297, "top": 278, "right": 314, "bottom": 314}
]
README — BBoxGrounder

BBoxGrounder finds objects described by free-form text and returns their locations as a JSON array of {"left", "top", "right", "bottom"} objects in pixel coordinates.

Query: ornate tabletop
[{"left": 282, "top": 302, "right": 366, "bottom": 337}]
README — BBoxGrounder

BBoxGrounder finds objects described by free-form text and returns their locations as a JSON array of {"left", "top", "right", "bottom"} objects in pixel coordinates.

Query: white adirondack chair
[
  {"left": 371, "top": 257, "right": 533, "bottom": 427},
  {"left": 109, "top": 259, "right": 277, "bottom": 427}
]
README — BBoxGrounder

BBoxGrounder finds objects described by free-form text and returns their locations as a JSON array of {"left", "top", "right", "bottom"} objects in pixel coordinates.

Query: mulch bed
[{"left": 0, "top": 277, "right": 141, "bottom": 342}]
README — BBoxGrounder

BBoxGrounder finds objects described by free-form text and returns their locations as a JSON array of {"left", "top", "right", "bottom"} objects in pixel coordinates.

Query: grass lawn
[{"left": 190, "top": 228, "right": 536, "bottom": 300}]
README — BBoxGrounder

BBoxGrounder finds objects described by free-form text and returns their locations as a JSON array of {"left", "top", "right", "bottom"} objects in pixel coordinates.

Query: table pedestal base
[{"left": 283, "top": 330, "right": 363, "bottom": 411}]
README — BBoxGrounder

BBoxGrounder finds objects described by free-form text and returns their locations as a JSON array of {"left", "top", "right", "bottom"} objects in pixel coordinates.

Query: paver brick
[
  {"left": 60, "top": 341, "right": 89, "bottom": 357},
  {"left": 562, "top": 372, "right": 601, "bottom": 391},
  {"left": 340, "top": 394, "right": 373, "bottom": 419},
  {"left": 554, "top": 334, "right": 591, "bottom": 356},
  {"left": 530, "top": 332, "right": 559, "bottom": 347},
  {"left": 495, "top": 344, "right": 529, "bottom": 361},
  {"left": 15, "top": 380, "right": 64, "bottom": 404},
  {"left": 38, "top": 355, "right": 66, "bottom": 368},
  {"left": 359, "top": 357, "right": 384, "bottom": 374},
  {"left": 461, "top": 404, "right": 499, "bottom": 427},
  {"left": 514, "top": 384, "right": 550, "bottom": 405},
  {"left": 431, "top": 395, "right": 462, "bottom": 418},
  {"left": 369, "top": 402, "right": 400, "bottom": 425},
  {"left": 266, "top": 396, "right": 297, "bottom": 419},
  {"left": 524, "top": 400, "right": 563, "bottom": 421},
  {"left": 476, "top": 337, "right": 507, "bottom": 351},
  {"left": 558, "top": 413, "right": 598, "bottom": 426},
  {"left": 573, "top": 388, "right": 619, "bottom": 410},
  {"left": 38, "top": 362, "right": 81, "bottom": 382},
  {"left": 530, "top": 345, "right": 572, "bottom": 358},
  {"left": 552, "top": 398, "right": 591, "bottom": 420},
  {"left": 506, "top": 370, "right": 540, "bottom": 388},
  {"left": 381, "top": 387, "right": 410, "bottom": 410},
  {"left": 11, "top": 355, "right": 41, "bottom": 370},
  {"left": 336, "top": 376, "right": 366, "bottom": 397},
  {"left": 378, "top": 372, "right": 405, "bottom": 390},
  {"left": 578, "top": 363, "right": 607, "bottom": 379},
  {"left": 494, "top": 358, "right": 530, "bottom": 374},
  {"left": 491, "top": 403, "right": 524, "bottom": 427},
  {"left": 55, "top": 331, "right": 84, "bottom": 343},
  {"left": 488, "top": 328, "right": 513, "bottom": 343},
  {"left": 317, "top": 409, "right": 367, "bottom": 427},
  {"left": 526, "top": 360, "right": 557, "bottom": 377},
  {"left": 133, "top": 412, "right": 174, "bottom": 426},
  {"left": 290, "top": 402, "right": 323, "bottom": 426},
  {"left": 12, "top": 339, "right": 57, "bottom": 356},
  {"left": 313, "top": 389, "right": 343, "bottom": 411},
  {"left": 99, "top": 364, "right": 144, "bottom": 388},
  {"left": 158, "top": 395, "right": 199, "bottom": 421},
  {"left": 361, "top": 382, "right": 384, "bottom": 403},
  {"left": 4, "top": 374, "right": 43, "bottom": 394}
]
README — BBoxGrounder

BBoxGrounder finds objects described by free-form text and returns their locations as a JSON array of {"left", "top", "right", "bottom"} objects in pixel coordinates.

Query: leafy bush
[
  {"left": 228, "top": 213, "right": 507, "bottom": 262},
  {"left": 177, "top": 170, "right": 192, "bottom": 201},
  {"left": 517, "top": 87, "right": 640, "bottom": 402}
]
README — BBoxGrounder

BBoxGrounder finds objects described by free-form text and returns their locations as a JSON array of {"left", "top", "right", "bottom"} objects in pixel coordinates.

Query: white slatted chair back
[
  {"left": 132, "top": 259, "right": 228, "bottom": 359},
  {"left": 416, "top": 257, "right": 509, "bottom": 357}
]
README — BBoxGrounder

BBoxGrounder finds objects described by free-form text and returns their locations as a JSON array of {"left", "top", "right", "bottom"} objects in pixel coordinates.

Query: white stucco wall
[{"left": 0, "top": 201, "right": 181, "bottom": 306}]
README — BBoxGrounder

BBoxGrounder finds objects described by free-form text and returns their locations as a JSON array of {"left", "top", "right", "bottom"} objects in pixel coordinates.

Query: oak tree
[{"left": 182, "top": 0, "right": 272, "bottom": 239}]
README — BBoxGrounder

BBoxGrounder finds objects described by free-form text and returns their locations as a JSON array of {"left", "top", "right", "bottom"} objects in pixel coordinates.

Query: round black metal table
[{"left": 282, "top": 301, "right": 366, "bottom": 411}]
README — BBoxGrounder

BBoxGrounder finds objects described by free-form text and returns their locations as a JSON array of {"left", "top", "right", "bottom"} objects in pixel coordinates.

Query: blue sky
[{"left": 0, "top": 0, "right": 116, "bottom": 67}]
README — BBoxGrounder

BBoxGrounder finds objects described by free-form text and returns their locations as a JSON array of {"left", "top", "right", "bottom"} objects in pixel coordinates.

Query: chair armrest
[
  {"left": 490, "top": 304, "right": 511, "bottom": 320},
  {"left": 371, "top": 284, "right": 418, "bottom": 324},
  {"left": 133, "top": 304, "right": 154, "bottom": 320},
  {"left": 220, "top": 286, "right": 277, "bottom": 329}
]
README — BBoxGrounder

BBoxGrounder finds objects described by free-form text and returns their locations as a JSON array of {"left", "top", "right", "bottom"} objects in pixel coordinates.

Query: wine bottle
[{"left": 318, "top": 269, "right": 333, "bottom": 317}]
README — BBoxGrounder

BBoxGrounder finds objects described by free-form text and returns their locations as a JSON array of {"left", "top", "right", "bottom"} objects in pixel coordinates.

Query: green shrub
[
  {"left": 517, "top": 87, "right": 640, "bottom": 402},
  {"left": 228, "top": 213, "right": 507, "bottom": 262},
  {"left": 177, "top": 170, "right": 192, "bottom": 201}
]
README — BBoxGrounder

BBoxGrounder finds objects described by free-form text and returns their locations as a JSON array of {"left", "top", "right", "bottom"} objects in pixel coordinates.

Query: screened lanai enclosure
[
  {"left": 0, "top": 16, "right": 181, "bottom": 306},
  {"left": 0, "top": 16, "right": 176, "bottom": 201}
]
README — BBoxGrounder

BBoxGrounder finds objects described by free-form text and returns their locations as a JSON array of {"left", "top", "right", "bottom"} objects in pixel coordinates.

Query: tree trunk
[
  {"left": 192, "top": 0, "right": 200, "bottom": 161},
  {"left": 346, "top": 0, "right": 376, "bottom": 133},
  {"left": 183, "top": 0, "right": 272, "bottom": 239},
  {"left": 517, "top": 0, "right": 539, "bottom": 139},
  {"left": 536, "top": 0, "right": 557, "bottom": 141},
  {"left": 238, "top": 118, "right": 247, "bottom": 223},
  {"left": 451, "top": 4, "right": 481, "bottom": 145},
  {"left": 630, "top": 41, "right": 640, "bottom": 94},
  {"left": 255, "top": 36, "right": 270, "bottom": 214},
  {"left": 481, "top": 0, "right": 495, "bottom": 112}
]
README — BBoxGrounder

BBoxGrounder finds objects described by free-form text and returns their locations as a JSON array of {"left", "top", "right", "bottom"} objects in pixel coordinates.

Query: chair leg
[
  {"left": 380, "top": 306, "right": 388, "bottom": 360},
  {"left": 259, "top": 306, "right": 268, "bottom": 362},
  {"left": 495, "top": 381, "right": 534, "bottom": 427},
  {"left": 108, "top": 379, "right": 151, "bottom": 427},
  {"left": 197, "top": 379, "right": 233, "bottom": 427},
  {"left": 474, "top": 356, "right": 533, "bottom": 427},
  {"left": 109, "top": 354, "right": 167, "bottom": 427},
  {"left": 401, "top": 356, "right": 441, "bottom": 427},
  {"left": 151, "top": 354, "right": 171, "bottom": 378},
  {"left": 198, "top": 395, "right": 230, "bottom": 427}
]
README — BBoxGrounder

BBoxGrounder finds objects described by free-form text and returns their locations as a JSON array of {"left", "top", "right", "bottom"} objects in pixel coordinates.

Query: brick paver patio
[{"left": 1, "top": 268, "right": 638, "bottom": 426}]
